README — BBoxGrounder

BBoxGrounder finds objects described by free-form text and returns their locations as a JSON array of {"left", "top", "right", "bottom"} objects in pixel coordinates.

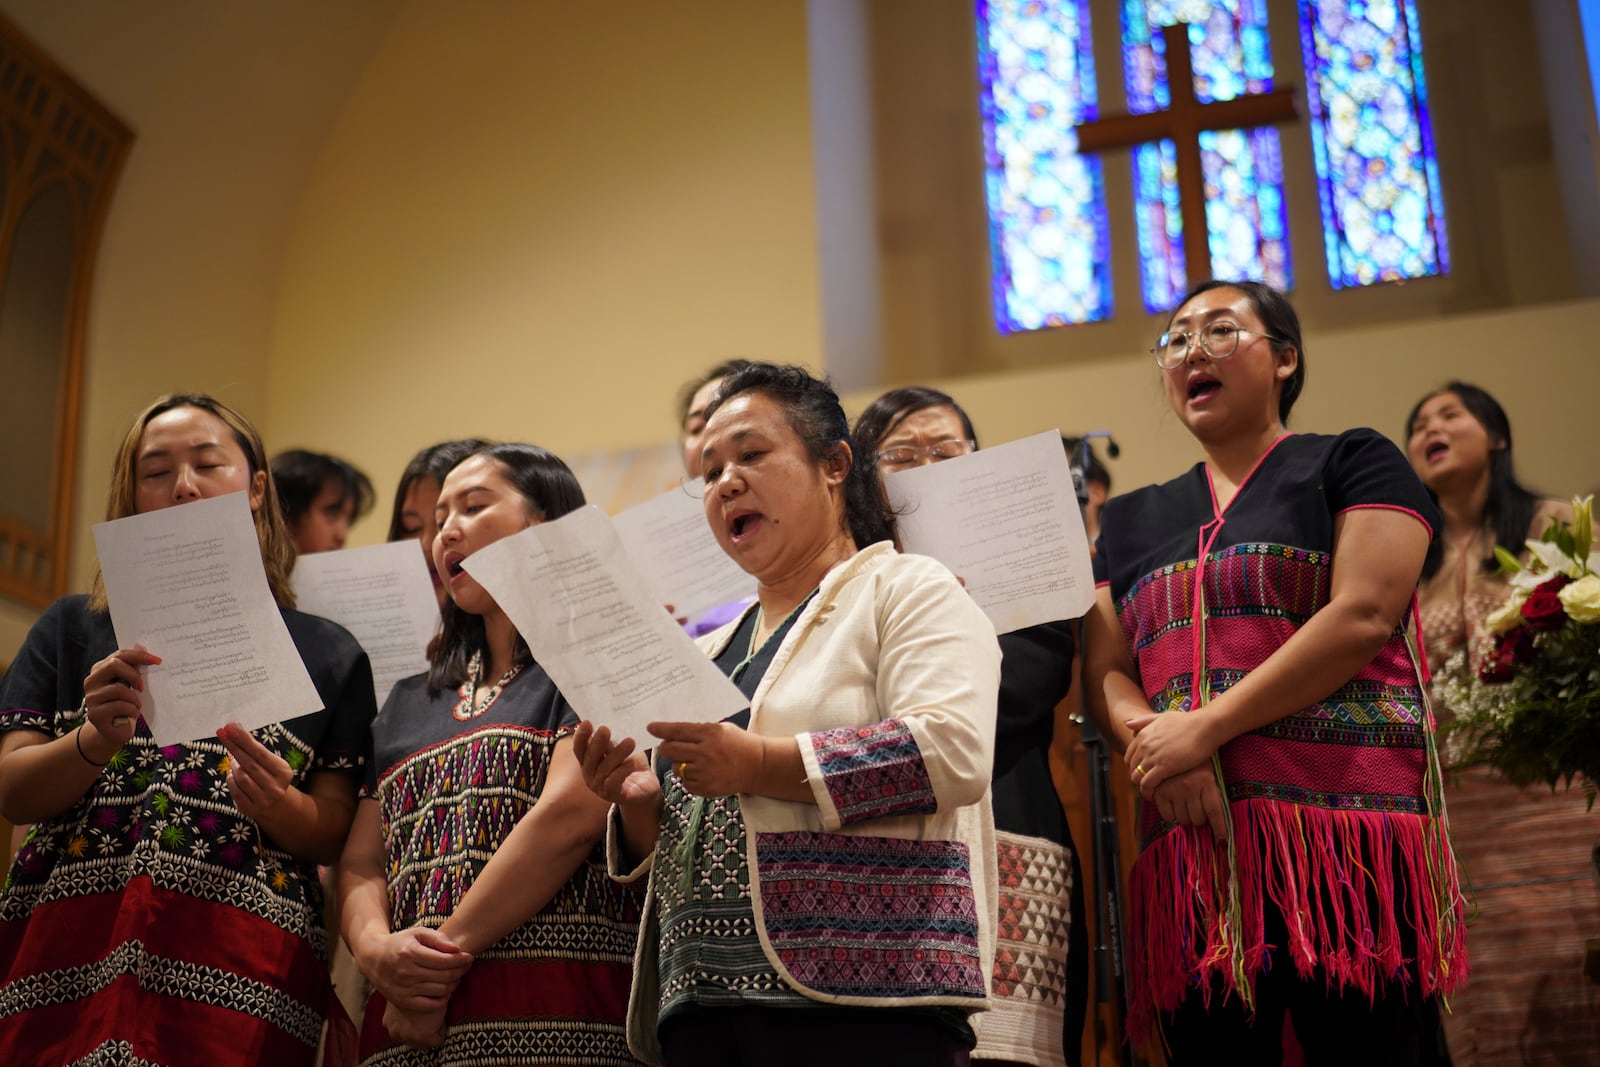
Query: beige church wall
[
  {"left": 0, "top": 1, "right": 402, "bottom": 659},
  {"left": 264, "top": 0, "right": 823, "bottom": 545},
  {"left": 840, "top": 296, "right": 1600, "bottom": 504}
]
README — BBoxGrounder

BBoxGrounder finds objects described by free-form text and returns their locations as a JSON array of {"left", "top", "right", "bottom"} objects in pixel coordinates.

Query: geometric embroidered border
[
  {"left": 975, "top": 831, "right": 1074, "bottom": 1066},
  {"left": 0, "top": 938, "right": 323, "bottom": 1048},
  {"left": 61, "top": 1043, "right": 162, "bottom": 1067},
  {"left": 0, "top": 853, "right": 327, "bottom": 956},
  {"left": 363, "top": 1015, "right": 635, "bottom": 1066}
]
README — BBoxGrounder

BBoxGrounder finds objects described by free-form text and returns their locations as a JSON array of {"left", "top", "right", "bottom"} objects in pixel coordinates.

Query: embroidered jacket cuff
[{"left": 800, "top": 719, "right": 938, "bottom": 831}]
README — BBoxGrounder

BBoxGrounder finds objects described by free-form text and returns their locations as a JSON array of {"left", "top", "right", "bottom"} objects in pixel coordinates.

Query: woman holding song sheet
[
  {"left": 337, "top": 443, "right": 644, "bottom": 1065},
  {"left": 0, "top": 393, "right": 377, "bottom": 1066},
  {"left": 853, "top": 386, "right": 1085, "bottom": 1067},
  {"left": 576, "top": 363, "right": 1002, "bottom": 1067}
]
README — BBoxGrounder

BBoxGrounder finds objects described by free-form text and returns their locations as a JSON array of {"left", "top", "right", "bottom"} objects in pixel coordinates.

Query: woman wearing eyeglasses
[
  {"left": 1082, "top": 281, "right": 1466, "bottom": 1065},
  {"left": 852, "top": 388, "right": 1086, "bottom": 1067}
]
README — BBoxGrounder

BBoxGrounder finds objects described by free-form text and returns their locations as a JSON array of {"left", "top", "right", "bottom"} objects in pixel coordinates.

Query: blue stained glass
[
  {"left": 1123, "top": 1, "right": 1293, "bottom": 311},
  {"left": 977, "top": 0, "right": 1111, "bottom": 330},
  {"left": 1299, "top": 0, "right": 1448, "bottom": 288}
]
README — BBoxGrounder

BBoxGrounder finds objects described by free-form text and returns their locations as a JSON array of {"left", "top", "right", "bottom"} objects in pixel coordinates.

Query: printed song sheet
[
  {"left": 885, "top": 429, "right": 1094, "bottom": 633},
  {"left": 613, "top": 480, "right": 755, "bottom": 621},
  {"left": 462, "top": 505, "right": 747, "bottom": 742},
  {"left": 92, "top": 492, "right": 323, "bottom": 745},
  {"left": 292, "top": 540, "right": 441, "bottom": 709}
]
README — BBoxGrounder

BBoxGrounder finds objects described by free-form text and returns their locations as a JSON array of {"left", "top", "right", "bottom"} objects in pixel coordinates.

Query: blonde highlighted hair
[{"left": 89, "top": 394, "right": 297, "bottom": 612}]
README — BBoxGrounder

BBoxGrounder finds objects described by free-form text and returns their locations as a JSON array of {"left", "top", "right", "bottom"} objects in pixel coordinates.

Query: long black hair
[
  {"left": 702, "top": 363, "right": 895, "bottom": 550},
  {"left": 1404, "top": 382, "right": 1543, "bottom": 579},
  {"left": 427, "top": 443, "right": 587, "bottom": 695},
  {"left": 386, "top": 439, "right": 491, "bottom": 541},
  {"left": 1168, "top": 279, "right": 1307, "bottom": 424}
]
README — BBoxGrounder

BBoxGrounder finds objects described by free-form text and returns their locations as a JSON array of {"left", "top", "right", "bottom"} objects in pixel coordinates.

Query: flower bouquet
[{"left": 1437, "top": 495, "right": 1600, "bottom": 805}]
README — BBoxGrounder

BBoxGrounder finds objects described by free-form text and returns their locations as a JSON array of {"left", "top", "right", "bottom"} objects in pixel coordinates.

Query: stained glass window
[
  {"left": 1299, "top": 0, "right": 1447, "bottom": 287},
  {"left": 1124, "top": 1, "right": 1291, "bottom": 312},
  {"left": 977, "top": 0, "right": 1112, "bottom": 330},
  {"left": 974, "top": 1, "right": 1449, "bottom": 332}
]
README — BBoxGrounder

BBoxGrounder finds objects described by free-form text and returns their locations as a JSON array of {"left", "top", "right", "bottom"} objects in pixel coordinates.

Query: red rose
[
  {"left": 1479, "top": 626, "right": 1535, "bottom": 683},
  {"left": 1535, "top": 573, "right": 1571, "bottom": 594},
  {"left": 1520, "top": 588, "right": 1568, "bottom": 631}
]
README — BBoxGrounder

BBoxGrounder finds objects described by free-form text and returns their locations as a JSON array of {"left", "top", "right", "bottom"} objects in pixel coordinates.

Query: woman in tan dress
[{"left": 1405, "top": 381, "right": 1600, "bottom": 1066}]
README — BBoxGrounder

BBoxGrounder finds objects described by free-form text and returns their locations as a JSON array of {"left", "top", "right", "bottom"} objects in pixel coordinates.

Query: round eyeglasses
[
  {"left": 1152, "top": 320, "right": 1285, "bottom": 370},
  {"left": 875, "top": 439, "right": 976, "bottom": 468}
]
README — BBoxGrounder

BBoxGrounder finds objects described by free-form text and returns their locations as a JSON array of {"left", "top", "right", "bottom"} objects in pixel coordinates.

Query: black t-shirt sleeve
[
  {"left": 311, "top": 646, "right": 376, "bottom": 777},
  {"left": 1322, "top": 428, "right": 1442, "bottom": 537},
  {"left": 0, "top": 596, "right": 90, "bottom": 738}
]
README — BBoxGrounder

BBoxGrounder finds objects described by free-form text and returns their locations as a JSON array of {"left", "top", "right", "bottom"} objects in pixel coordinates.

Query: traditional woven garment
[
  {"left": 358, "top": 657, "right": 644, "bottom": 1067},
  {"left": 0, "top": 595, "right": 375, "bottom": 1067},
  {"left": 1094, "top": 430, "right": 1469, "bottom": 1040}
]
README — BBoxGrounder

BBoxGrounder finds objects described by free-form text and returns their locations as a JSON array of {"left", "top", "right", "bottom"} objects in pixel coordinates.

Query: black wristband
[{"left": 75, "top": 724, "right": 110, "bottom": 768}]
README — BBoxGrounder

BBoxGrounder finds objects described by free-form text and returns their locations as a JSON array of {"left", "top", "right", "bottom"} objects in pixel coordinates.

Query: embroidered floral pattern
[{"left": 2, "top": 713, "right": 326, "bottom": 927}]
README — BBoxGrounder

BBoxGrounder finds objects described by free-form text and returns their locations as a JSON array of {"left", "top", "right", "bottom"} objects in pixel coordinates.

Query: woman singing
[
  {"left": 338, "top": 443, "right": 644, "bottom": 1065},
  {"left": 577, "top": 363, "right": 1002, "bottom": 1067},
  {"left": 0, "top": 394, "right": 376, "bottom": 1066},
  {"left": 1084, "top": 282, "right": 1467, "bottom": 1066}
]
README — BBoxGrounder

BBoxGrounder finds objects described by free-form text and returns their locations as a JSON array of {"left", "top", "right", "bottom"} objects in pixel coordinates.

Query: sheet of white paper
[
  {"left": 292, "top": 541, "right": 441, "bottom": 709},
  {"left": 886, "top": 429, "right": 1094, "bottom": 633},
  {"left": 462, "top": 505, "right": 747, "bottom": 742},
  {"left": 91, "top": 492, "right": 324, "bottom": 745},
  {"left": 613, "top": 480, "right": 756, "bottom": 621}
]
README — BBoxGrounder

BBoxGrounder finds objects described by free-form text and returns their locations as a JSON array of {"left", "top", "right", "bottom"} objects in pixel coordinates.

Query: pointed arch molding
[{"left": 0, "top": 13, "right": 132, "bottom": 608}]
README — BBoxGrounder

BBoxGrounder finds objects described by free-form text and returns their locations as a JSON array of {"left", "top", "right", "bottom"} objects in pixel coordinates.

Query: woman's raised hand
[
  {"left": 572, "top": 722, "right": 660, "bottom": 809},
  {"left": 216, "top": 723, "right": 295, "bottom": 822},
  {"left": 79, "top": 645, "right": 161, "bottom": 756}
]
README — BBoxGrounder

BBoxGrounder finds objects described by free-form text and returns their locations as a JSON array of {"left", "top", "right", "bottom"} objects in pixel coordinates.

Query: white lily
[{"left": 1521, "top": 538, "right": 1582, "bottom": 582}]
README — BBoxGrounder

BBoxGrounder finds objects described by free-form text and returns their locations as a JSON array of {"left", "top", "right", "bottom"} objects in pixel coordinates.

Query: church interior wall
[
  {"left": 0, "top": 0, "right": 1591, "bottom": 661},
  {"left": 263, "top": 0, "right": 826, "bottom": 557}
]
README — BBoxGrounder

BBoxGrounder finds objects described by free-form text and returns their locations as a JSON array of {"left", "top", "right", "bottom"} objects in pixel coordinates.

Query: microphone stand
[{"left": 1069, "top": 434, "right": 1134, "bottom": 1067}]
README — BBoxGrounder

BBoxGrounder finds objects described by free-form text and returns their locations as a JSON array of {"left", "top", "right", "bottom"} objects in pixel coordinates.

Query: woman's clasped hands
[
  {"left": 1125, "top": 709, "right": 1229, "bottom": 840},
  {"left": 368, "top": 926, "right": 473, "bottom": 1048}
]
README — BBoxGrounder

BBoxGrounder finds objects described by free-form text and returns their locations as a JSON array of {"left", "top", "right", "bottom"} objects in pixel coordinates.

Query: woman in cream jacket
[{"left": 577, "top": 363, "right": 1002, "bottom": 1067}]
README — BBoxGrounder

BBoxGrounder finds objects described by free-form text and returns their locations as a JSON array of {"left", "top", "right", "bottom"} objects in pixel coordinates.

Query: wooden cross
[{"left": 1075, "top": 23, "right": 1299, "bottom": 299}]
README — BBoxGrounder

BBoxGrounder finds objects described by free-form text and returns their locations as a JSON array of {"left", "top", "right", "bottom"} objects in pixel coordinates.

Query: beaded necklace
[{"left": 452, "top": 650, "right": 523, "bottom": 721}]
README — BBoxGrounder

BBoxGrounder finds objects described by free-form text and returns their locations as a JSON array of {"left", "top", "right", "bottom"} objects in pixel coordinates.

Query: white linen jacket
[{"left": 612, "top": 542, "right": 1002, "bottom": 1059}]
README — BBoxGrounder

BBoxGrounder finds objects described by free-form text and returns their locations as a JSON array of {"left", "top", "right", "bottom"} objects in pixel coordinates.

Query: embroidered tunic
[
  {"left": 0, "top": 595, "right": 375, "bottom": 1067},
  {"left": 1092, "top": 430, "right": 1468, "bottom": 1037},
  {"left": 359, "top": 660, "right": 644, "bottom": 1067}
]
